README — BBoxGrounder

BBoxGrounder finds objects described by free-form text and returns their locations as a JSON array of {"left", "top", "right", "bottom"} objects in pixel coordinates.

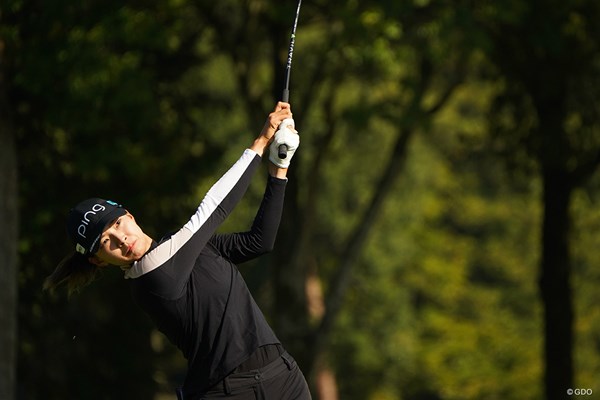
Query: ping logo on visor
[
  {"left": 76, "top": 203, "right": 106, "bottom": 239},
  {"left": 67, "top": 198, "right": 126, "bottom": 255}
]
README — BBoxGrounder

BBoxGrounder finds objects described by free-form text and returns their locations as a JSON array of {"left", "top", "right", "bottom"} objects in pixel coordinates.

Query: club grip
[
  {"left": 279, "top": 89, "right": 290, "bottom": 159},
  {"left": 278, "top": 144, "right": 288, "bottom": 159}
]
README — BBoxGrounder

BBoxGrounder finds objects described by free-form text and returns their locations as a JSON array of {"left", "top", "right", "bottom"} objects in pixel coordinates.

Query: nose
[{"left": 106, "top": 230, "right": 126, "bottom": 247}]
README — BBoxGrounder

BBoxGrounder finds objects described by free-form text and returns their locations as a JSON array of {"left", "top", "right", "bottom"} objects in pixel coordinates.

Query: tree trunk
[
  {"left": 539, "top": 166, "right": 573, "bottom": 400},
  {"left": 0, "top": 40, "right": 19, "bottom": 400},
  {"left": 309, "top": 125, "right": 414, "bottom": 376},
  {"left": 533, "top": 74, "right": 574, "bottom": 399}
]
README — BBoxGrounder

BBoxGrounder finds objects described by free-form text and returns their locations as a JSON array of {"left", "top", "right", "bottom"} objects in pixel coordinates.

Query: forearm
[
  {"left": 249, "top": 136, "right": 271, "bottom": 156},
  {"left": 268, "top": 162, "right": 288, "bottom": 179},
  {"left": 245, "top": 174, "right": 287, "bottom": 255},
  {"left": 251, "top": 175, "right": 287, "bottom": 245}
]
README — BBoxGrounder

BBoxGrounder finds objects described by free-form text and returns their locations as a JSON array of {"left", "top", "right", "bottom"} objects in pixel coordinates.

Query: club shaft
[{"left": 279, "top": 0, "right": 302, "bottom": 159}]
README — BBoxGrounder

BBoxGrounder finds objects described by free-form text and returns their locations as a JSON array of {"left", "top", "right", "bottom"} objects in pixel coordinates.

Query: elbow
[
  {"left": 252, "top": 229, "right": 277, "bottom": 254},
  {"left": 247, "top": 235, "right": 276, "bottom": 256},
  {"left": 255, "top": 238, "right": 275, "bottom": 255},
  {"left": 262, "top": 241, "right": 276, "bottom": 254}
]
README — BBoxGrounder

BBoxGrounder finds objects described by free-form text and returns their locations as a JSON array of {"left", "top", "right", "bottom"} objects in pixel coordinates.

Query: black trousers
[{"left": 178, "top": 352, "right": 312, "bottom": 400}]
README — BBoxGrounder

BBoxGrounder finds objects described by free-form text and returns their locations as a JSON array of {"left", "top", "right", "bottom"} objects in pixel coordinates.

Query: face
[{"left": 90, "top": 212, "right": 152, "bottom": 267}]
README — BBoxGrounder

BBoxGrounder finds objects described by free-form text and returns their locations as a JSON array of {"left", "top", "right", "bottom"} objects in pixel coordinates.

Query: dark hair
[{"left": 43, "top": 252, "right": 101, "bottom": 295}]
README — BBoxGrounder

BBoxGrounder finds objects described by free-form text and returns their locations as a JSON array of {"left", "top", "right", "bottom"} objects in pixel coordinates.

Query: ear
[{"left": 88, "top": 255, "right": 109, "bottom": 267}]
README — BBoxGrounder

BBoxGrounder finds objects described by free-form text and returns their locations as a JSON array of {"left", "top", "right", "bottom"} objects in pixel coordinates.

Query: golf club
[{"left": 278, "top": 0, "right": 302, "bottom": 159}]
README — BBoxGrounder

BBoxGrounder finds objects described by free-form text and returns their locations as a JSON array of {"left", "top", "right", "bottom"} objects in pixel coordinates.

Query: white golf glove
[{"left": 269, "top": 118, "right": 300, "bottom": 168}]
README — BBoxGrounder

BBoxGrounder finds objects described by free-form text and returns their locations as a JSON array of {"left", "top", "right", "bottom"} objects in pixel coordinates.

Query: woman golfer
[{"left": 45, "top": 102, "right": 311, "bottom": 399}]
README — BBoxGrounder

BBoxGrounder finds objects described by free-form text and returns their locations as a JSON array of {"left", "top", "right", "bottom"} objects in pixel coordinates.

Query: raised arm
[
  {"left": 124, "top": 103, "right": 294, "bottom": 284},
  {"left": 209, "top": 109, "right": 301, "bottom": 264},
  {"left": 125, "top": 148, "right": 261, "bottom": 281},
  {"left": 209, "top": 174, "right": 287, "bottom": 264}
]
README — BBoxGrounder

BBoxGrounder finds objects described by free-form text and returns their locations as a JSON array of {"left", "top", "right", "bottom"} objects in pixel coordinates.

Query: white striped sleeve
[{"left": 125, "top": 149, "right": 259, "bottom": 279}]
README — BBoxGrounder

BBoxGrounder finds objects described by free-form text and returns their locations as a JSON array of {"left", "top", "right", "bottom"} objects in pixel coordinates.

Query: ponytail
[{"left": 43, "top": 252, "right": 100, "bottom": 296}]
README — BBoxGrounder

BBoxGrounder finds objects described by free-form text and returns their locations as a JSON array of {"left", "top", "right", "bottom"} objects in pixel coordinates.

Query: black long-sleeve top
[{"left": 124, "top": 149, "right": 286, "bottom": 397}]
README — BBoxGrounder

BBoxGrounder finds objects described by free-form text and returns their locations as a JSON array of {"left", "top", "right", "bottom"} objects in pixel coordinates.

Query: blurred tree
[
  {"left": 473, "top": 0, "right": 600, "bottom": 398},
  {"left": 0, "top": 25, "right": 19, "bottom": 400},
  {"left": 4, "top": 0, "right": 230, "bottom": 397},
  {"left": 276, "top": 0, "right": 471, "bottom": 388},
  {"left": 570, "top": 180, "right": 600, "bottom": 387},
  {"left": 6, "top": 0, "right": 600, "bottom": 399}
]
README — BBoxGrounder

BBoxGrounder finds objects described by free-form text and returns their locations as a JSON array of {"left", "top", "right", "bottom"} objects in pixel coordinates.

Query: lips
[{"left": 126, "top": 241, "right": 136, "bottom": 257}]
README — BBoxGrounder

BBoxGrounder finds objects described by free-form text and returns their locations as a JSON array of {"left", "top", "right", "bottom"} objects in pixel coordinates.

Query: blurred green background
[{"left": 1, "top": 0, "right": 600, "bottom": 399}]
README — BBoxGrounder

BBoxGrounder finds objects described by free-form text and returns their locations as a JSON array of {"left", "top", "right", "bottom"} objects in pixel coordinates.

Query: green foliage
[
  {"left": 571, "top": 184, "right": 600, "bottom": 389},
  {"left": 330, "top": 128, "right": 543, "bottom": 399}
]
